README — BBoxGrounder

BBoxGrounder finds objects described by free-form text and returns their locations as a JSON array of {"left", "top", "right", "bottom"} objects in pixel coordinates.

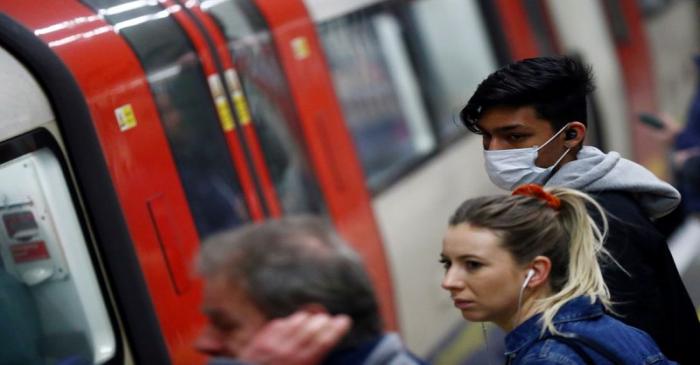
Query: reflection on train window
[
  {"left": 0, "top": 148, "right": 115, "bottom": 364},
  {"left": 201, "top": 0, "right": 326, "bottom": 214},
  {"left": 318, "top": 11, "right": 435, "bottom": 190},
  {"left": 399, "top": 0, "right": 498, "bottom": 141},
  {"left": 82, "top": 0, "right": 249, "bottom": 237}
]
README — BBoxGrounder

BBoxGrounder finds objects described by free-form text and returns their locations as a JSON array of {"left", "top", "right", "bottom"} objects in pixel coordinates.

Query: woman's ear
[{"left": 525, "top": 256, "right": 552, "bottom": 289}]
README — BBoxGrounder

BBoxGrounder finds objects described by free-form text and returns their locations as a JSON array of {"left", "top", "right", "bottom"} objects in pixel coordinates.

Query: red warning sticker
[{"left": 11, "top": 241, "right": 50, "bottom": 263}]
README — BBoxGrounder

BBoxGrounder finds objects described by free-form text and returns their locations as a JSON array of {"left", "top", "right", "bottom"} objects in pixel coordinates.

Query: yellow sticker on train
[
  {"left": 232, "top": 92, "right": 251, "bottom": 126},
  {"left": 291, "top": 37, "right": 310, "bottom": 60},
  {"left": 216, "top": 96, "right": 235, "bottom": 131},
  {"left": 224, "top": 69, "right": 252, "bottom": 126},
  {"left": 209, "top": 74, "right": 235, "bottom": 131},
  {"left": 115, "top": 104, "right": 137, "bottom": 131}
]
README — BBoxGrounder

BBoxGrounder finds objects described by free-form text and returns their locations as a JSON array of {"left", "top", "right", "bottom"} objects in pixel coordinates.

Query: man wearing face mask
[{"left": 460, "top": 56, "right": 700, "bottom": 364}]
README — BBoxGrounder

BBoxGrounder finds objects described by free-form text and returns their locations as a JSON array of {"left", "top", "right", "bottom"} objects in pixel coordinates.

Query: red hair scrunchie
[{"left": 512, "top": 183, "right": 561, "bottom": 210}]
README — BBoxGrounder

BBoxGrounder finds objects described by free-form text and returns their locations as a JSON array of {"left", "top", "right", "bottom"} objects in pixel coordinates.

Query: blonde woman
[{"left": 441, "top": 184, "right": 677, "bottom": 364}]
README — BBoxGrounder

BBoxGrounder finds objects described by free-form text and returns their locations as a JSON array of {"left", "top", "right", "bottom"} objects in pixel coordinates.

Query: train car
[{"left": 0, "top": 0, "right": 695, "bottom": 364}]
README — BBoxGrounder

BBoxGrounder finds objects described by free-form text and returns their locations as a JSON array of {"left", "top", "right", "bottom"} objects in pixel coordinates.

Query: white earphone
[
  {"left": 515, "top": 268, "right": 536, "bottom": 329},
  {"left": 522, "top": 269, "right": 535, "bottom": 289}
]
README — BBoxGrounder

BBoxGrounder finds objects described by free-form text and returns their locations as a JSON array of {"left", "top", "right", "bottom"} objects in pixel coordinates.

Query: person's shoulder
[
  {"left": 520, "top": 326, "right": 675, "bottom": 365},
  {"left": 589, "top": 190, "right": 643, "bottom": 217},
  {"left": 589, "top": 190, "right": 662, "bottom": 234},
  {"left": 366, "top": 333, "right": 427, "bottom": 365}
]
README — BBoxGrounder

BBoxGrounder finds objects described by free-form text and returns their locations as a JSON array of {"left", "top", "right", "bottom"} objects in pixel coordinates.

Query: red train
[{"left": 0, "top": 0, "right": 693, "bottom": 364}]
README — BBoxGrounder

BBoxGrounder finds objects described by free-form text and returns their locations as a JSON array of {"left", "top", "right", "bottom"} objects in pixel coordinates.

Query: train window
[
  {"left": 81, "top": 0, "right": 250, "bottom": 237},
  {"left": 0, "top": 147, "right": 115, "bottom": 364},
  {"left": 398, "top": 0, "right": 499, "bottom": 141},
  {"left": 201, "top": 0, "right": 326, "bottom": 214},
  {"left": 317, "top": 9, "right": 435, "bottom": 190}
]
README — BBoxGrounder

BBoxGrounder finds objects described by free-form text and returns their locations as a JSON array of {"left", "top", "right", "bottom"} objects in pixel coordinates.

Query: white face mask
[{"left": 484, "top": 125, "right": 571, "bottom": 191}]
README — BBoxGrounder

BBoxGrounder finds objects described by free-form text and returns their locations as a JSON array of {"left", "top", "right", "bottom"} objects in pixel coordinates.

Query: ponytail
[{"left": 533, "top": 188, "right": 618, "bottom": 335}]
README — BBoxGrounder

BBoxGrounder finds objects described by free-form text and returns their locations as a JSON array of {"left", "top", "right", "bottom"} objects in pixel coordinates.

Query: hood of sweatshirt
[{"left": 546, "top": 146, "right": 680, "bottom": 219}]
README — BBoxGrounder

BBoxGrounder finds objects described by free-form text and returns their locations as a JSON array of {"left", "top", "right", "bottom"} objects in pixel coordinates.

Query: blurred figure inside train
[
  {"left": 194, "top": 216, "right": 425, "bottom": 365},
  {"left": 460, "top": 56, "right": 700, "bottom": 364},
  {"left": 441, "top": 184, "right": 677, "bottom": 364}
]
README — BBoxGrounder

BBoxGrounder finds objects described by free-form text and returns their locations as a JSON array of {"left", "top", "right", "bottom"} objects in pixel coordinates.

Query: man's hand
[{"left": 238, "top": 311, "right": 351, "bottom": 365}]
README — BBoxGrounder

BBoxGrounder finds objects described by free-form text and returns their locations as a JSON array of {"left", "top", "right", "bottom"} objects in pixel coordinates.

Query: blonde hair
[{"left": 449, "top": 187, "right": 620, "bottom": 335}]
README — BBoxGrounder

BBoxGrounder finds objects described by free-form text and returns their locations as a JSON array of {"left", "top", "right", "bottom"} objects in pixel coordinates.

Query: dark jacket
[
  {"left": 591, "top": 191, "right": 700, "bottom": 365},
  {"left": 504, "top": 296, "right": 676, "bottom": 365},
  {"left": 321, "top": 333, "right": 426, "bottom": 365},
  {"left": 209, "top": 333, "right": 426, "bottom": 365}
]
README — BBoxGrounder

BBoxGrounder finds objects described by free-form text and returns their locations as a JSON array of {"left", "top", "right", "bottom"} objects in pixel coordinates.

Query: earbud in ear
[
  {"left": 522, "top": 269, "right": 535, "bottom": 289},
  {"left": 565, "top": 129, "right": 577, "bottom": 140}
]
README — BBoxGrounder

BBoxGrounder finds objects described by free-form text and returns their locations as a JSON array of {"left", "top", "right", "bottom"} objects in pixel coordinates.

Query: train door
[
  {"left": 1, "top": 1, "right": 261, "bottom": 363},
  {"left": 0, "top": 19, "right": 132, "bottom": 365},
  {"left": 155, "top": 0, "right": 398, "bottom": 331},
  {"left": 192, "top": 0, "right": 328, "bottom": 216},
  {"left": 599, "top": 0, "right": 665, "bottom": 176}
]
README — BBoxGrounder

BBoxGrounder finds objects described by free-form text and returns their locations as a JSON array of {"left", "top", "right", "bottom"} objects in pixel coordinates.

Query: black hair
[{"left": 460, "top": 56, "right": 595, "bottom": 133}]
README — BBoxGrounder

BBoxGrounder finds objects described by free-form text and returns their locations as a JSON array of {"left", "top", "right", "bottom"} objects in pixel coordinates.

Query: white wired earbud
[
  {"left": 522, "top": 269, "right": 535, "bottom": 289},
  {"left": 514, "top": 269, "right": 536, "bottom": 329}
]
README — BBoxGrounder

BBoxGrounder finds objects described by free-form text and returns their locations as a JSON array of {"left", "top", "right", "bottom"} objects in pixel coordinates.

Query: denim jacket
[{"left": 504, "top": 296, "right": 677, "bottom": 365}]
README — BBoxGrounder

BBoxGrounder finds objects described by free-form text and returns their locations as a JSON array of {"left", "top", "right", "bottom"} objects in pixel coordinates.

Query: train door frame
[
  {"left": 169, "top": 0, "right": 287, "bottom": 218},
  {"left": 0, "top": 13, "right": 167, "bottom": 364},
  {"left": 154, "top": 0, "right": 281, "bottom": 220}
]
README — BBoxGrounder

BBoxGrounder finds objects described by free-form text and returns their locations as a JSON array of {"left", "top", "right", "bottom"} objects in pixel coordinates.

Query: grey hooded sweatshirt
[{"left": 546, "top": 146, "right": 680, "bottom": 219}]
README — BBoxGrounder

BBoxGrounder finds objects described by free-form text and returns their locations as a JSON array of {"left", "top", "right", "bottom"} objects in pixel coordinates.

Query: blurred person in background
[
  {"left": 639, "top": 53, "right": 700, "bottom": 236},
  {"left": 673, "top": 54, "right": 700, "bottom": 220},
  {"left": 460, "top": 56, "right": 700, "bottom": 364},
  {"left": 441, "top": 184, "right": 677, "bottom": 364},
  {"left": 194, "top": 216, "right": 425, "bottom": 365}
]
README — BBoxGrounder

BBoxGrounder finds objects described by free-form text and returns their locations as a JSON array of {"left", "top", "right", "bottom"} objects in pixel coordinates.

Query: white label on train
[{"left": 114, "top": 104, "right": 137, "bottom": 131}]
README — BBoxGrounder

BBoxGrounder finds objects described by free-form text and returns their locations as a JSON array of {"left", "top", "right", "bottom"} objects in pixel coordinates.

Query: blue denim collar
[{"left": 504, "top": 296, "right": 604, "bottom": 357}]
